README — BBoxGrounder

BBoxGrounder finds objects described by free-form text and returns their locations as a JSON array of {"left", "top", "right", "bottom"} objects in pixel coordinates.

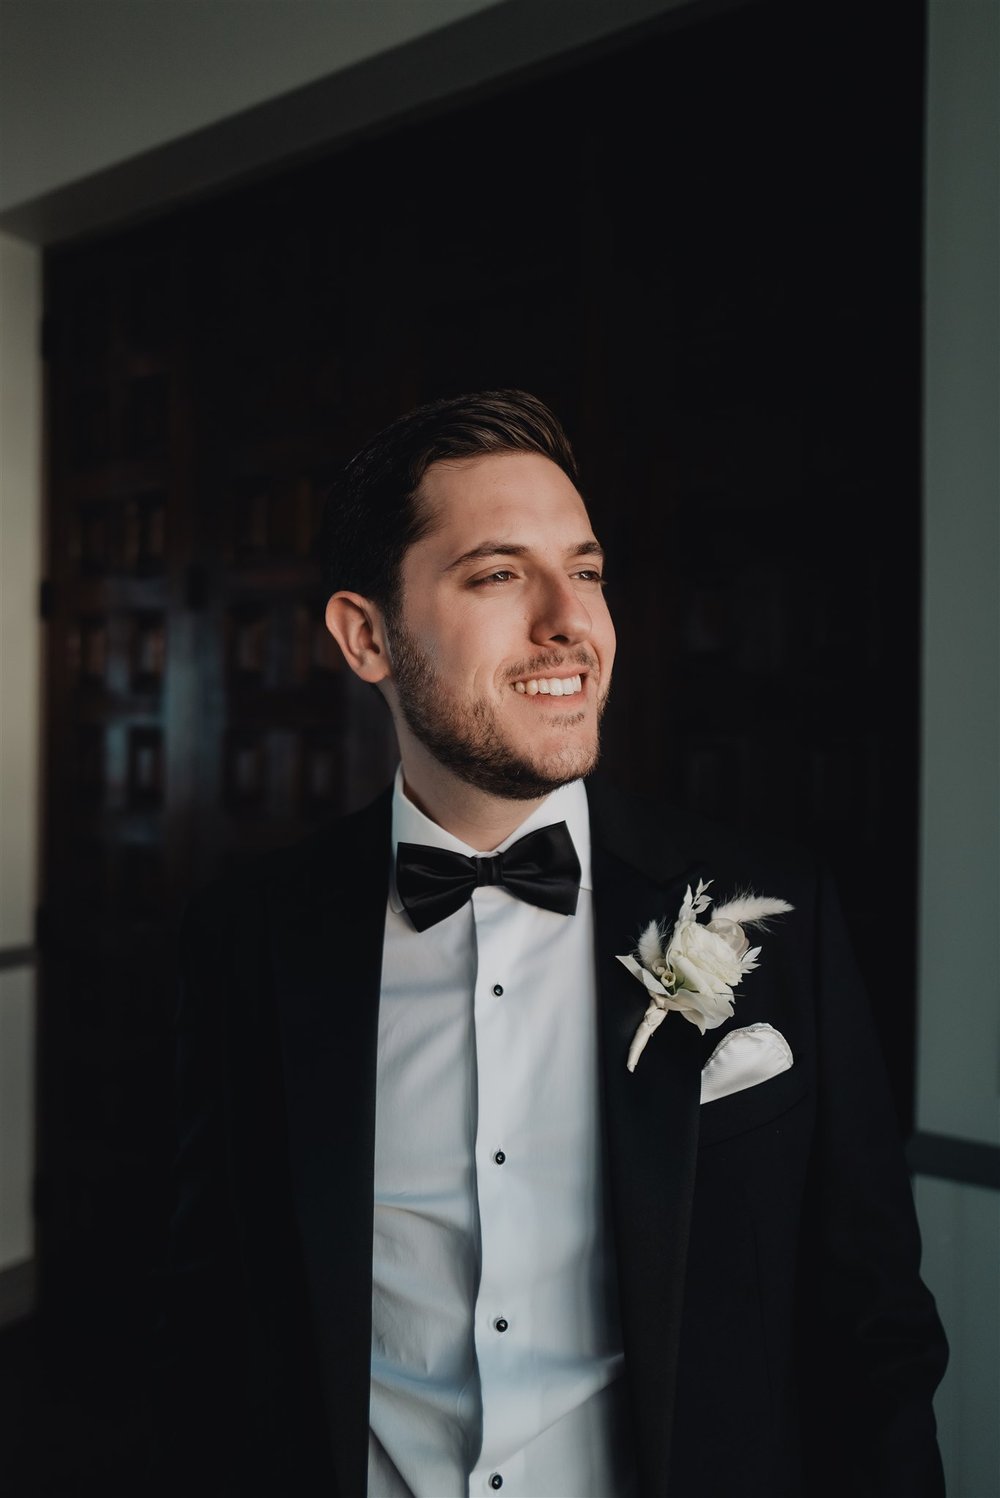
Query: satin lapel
[
  {"left": 267, "top": 789, "right": 391, "bottom": 1498},
  {"left": 589, "top": 786, "right": 704, "bottom": 1497}
]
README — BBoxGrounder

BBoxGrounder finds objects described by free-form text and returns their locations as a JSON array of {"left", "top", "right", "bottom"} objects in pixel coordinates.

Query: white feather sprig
[
  {"left": 710, "top": 893, "right": 794, "bottom": 927},
  {"left": 637, "top": 918, "right": 666, "bottom": 968}
]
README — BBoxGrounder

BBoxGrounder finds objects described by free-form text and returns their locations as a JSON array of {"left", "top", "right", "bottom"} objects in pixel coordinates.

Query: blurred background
[{"left": 0, "top": 0, "right": 996, "bottom": 1492}]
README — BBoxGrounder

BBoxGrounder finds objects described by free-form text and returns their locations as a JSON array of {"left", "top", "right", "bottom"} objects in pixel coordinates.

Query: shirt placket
[{"left": 469, "top": 886, "right": 526, "bottom": 1496}]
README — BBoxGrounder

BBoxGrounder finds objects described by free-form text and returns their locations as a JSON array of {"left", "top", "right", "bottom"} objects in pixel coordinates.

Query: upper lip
[{"left": 509, "top": 654, "right": 595, "bottom": 685}]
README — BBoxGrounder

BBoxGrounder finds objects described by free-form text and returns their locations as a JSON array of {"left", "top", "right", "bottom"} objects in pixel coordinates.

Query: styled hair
[{"left": 319, "top": 389, "right": 579, "bottom": 617}]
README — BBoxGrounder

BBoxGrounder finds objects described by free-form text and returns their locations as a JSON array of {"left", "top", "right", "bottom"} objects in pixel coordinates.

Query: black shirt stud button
[
  {"left": 494, "top": 1317, "right": 508, "bottom": 1333},
  {"left": 492, "top": 983, "right": 504, "bottom": 996},
  {"left": 493, "top": 1150, "right": 506, "bottom": 1165},
  {"left": 489, "top": 1475, "right": 503, "bottom": 1490}
]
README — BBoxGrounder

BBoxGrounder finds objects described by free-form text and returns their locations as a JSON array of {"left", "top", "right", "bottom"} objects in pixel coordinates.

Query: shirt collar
[{"left": 388, "top": 764, "right": 593, "bottom": 913}]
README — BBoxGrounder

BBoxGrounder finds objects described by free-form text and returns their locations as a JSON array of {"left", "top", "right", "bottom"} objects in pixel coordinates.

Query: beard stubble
[{"left": 385, "top": 616, "right": 606, "bottom": 801}]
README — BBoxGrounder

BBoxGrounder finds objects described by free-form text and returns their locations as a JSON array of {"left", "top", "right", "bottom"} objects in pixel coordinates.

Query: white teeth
[{"left": 514, "top": 673, "right": 585, "bottom": 696}]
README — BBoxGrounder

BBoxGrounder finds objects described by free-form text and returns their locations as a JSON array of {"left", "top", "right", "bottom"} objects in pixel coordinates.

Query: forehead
[{"left": 414, "top": 451, "right": 593, "bottom": 543}]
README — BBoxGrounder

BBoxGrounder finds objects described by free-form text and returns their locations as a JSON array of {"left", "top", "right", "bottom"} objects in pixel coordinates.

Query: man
[{"left": 153, "top": 391, "right": 947, "bottom": 1496}]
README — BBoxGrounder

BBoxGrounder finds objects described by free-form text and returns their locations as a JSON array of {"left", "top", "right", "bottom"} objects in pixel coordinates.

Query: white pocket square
[{"left": 700, "top": 1022, "right": 793, "bottom": 1104}]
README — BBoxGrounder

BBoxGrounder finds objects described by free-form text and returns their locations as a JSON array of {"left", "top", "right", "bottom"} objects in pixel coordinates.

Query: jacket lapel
[
  {"left": 588, "top": 780, "right": 705, "bottom": 1496},
  {"left": 267, "top": 789, "right": 391, "bottom": 1498}
]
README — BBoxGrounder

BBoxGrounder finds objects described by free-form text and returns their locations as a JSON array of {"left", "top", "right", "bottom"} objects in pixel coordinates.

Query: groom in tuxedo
[{"left": 153, "top": 390, "right": 947, "bottom": 1496}]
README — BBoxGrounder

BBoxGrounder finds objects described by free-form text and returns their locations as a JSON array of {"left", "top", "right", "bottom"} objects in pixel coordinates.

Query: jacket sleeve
[{"left": 799, "top": 864, "right": 949, "bottom": 1497}]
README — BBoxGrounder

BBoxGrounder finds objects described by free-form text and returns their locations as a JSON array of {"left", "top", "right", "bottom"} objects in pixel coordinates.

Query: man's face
[{"left": 383, "top": 451, "right": 616, "bottom": 800}]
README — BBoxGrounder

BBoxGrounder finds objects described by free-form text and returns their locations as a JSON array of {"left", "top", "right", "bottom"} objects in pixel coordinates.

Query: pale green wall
[
  {"left": 919, "top": 0, "right": 999, "bottom": 1149},
  {"left": 917, "top": 1, "right": 999, "bottom": 1493},
  {"left": 0, "top": 230, "right": 42, "bottom": 1276},
  {"left": 916, "top": 1176, "right": 999, "bottom": 1495}
]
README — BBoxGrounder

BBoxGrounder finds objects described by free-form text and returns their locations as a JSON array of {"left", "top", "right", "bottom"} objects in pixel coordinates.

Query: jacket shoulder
[
  {"left": 586, "top": 774, "right": 819, "bottom": 894},
  {"left": 179, "top": 783, "right": 393, "bottom": 937}
]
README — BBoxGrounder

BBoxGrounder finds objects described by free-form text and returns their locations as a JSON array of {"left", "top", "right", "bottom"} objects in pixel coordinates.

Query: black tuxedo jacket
[{"left": 150, "top": 779, "right": 947, "bottom": 1497}]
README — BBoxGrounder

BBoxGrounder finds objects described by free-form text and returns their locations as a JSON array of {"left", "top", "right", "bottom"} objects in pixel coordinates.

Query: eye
[
  {"left": 574, "top": 569, "right": 607, "bottom": 585},
  {"left": 470, "top": 569, "right": 517, "bottom": 587}
]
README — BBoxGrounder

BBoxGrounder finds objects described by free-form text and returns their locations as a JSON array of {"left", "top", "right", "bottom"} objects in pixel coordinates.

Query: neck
[{"left": 398, "top": 744, "right": 551, "bottom": 851}]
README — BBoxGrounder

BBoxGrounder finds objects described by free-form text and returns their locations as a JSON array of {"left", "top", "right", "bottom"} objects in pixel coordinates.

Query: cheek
[
  {"left": 424, "top": 619, "right": 497, "bottom": 696},
  {"left": 400, "top": 602, "right": 461, "bottom": 672},
  {"left": 451, "top": 617, "right": 508, "bottom": 690}
]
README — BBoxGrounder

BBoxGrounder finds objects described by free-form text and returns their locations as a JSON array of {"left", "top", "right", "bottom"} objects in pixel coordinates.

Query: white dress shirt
[{"left": 368, "top": 770, "right": 632, "bottom": 1498}]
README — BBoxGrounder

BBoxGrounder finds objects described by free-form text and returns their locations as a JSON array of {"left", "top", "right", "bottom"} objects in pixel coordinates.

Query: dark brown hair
[{"left": 319, "top": 389, "right": 579, "bottom": 618}]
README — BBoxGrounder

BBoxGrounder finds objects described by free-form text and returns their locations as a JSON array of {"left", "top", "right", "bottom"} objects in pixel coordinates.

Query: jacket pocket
[{"left": 698, "top": 1064, "right": 810, "bottom": 1146}]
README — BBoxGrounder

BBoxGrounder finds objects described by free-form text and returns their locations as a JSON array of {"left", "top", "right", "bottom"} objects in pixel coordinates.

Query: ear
[{"left": 324, "top": 591, "right": 391, "bottom": 684}]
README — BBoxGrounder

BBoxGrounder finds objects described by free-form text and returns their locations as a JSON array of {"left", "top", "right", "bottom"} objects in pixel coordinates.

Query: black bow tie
[{"left": 396, "top": 821, "right": 582, "bottom": 933}]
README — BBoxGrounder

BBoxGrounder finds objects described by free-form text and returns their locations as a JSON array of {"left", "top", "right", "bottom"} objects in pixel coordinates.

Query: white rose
[{"left": 667, "top": 918, "right": 745, "bottom": 996}]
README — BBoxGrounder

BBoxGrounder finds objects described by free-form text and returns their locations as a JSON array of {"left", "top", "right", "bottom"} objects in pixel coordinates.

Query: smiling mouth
[{"left": 512, "top": 672, "right": 585, "bottom": 698}]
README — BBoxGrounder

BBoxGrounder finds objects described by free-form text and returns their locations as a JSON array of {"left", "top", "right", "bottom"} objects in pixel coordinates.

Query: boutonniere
[{"left": 617, "top": 879, "right": 793, "bottom": 1072}]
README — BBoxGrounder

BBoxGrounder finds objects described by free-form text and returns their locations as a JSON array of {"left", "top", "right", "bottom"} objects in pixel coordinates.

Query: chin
[
  {"left": 522, "top": 740, "right": 600, "bottom": 787},
  {"left": 442, "top": 733, "right": 601, "bottom": 802}
]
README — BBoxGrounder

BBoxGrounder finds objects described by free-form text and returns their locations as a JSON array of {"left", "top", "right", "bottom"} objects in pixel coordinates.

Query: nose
[{"left": 528, "top": 571, "right": 592, "bottom": 648}]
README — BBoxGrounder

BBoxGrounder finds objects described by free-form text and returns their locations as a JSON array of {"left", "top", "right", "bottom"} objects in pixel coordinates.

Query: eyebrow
[{"left": 443, "top": 539, "right": 606, "bottom": 572}]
